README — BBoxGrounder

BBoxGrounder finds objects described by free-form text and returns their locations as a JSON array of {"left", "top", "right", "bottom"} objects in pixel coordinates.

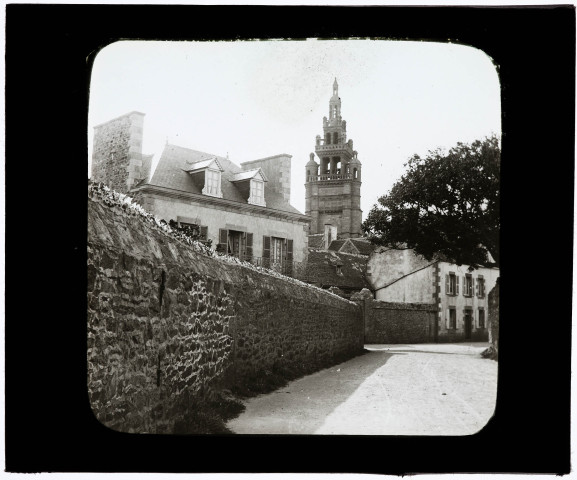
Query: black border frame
[{"left": 5, "top": 4, "right": 574, "bottom": 474}]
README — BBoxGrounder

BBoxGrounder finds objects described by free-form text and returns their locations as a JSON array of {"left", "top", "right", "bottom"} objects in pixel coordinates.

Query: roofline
[
  {"left": 241, "top": 154, "right": 293, "bottom": 166},
  {"left": 93, "top": 111, "right": 146, "bottom": 129},
  {"left": 230, "top": 167, "right": 269, "bottom": 182},
  {"left": 184, "top": 157, "right": 225, "bottom": 173},
  {"left": 131, "top": 183, "right": 311, "bottom": 223}
]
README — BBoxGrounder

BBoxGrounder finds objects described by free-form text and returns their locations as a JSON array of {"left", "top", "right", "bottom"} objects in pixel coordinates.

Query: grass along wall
[{"left": 87, "top": 183, "right": 364, "bottom": 433}]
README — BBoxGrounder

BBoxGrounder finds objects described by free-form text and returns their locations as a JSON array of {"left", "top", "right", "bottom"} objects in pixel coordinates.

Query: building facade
[
  {"left": 91, "top": 112, "right": 310, "bottom": 272},
  {"left": 305, "top": 79, "right": 363, "bottom": 238},
  {"left": 367, "top": 247, "right": 499, "bottom": 342}
]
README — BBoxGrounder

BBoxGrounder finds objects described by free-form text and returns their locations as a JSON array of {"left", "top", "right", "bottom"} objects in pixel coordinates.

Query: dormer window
[
  {"left": 230, "top": 168, "right": 267, "bottom": 207},
  {"left": 203, "top": 168, "right": 222, "bottom": 197},
  {"left": 184, "top": 157, "right": 224, "bottom": 199},
  {"left": 249, "top": 178, "right": 265, "bottom": 206}
]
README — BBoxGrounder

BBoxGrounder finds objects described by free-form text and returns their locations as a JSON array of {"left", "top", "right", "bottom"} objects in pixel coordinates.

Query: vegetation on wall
[
  {"left": 89, "top": 181, "right": 214, "bottom": 256},
  {"left": 88, "top": 180, "right": 351, "bottom": 302}
]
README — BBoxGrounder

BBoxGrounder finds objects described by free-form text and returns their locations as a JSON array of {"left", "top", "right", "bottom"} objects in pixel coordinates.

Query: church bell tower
[{"left": 305, "top": 78, "right": 362, "bottom": 238}]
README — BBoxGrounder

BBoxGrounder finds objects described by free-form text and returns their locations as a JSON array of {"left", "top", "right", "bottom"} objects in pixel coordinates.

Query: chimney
[
  {"left": 91, "top": 111, "right": 146, "bottom": 193},
  {"left": 324, "top": 224, "right": 337, "bottom": 250},
  {"left": 240, "top": 154, "right": 292, "bottom": 203}
]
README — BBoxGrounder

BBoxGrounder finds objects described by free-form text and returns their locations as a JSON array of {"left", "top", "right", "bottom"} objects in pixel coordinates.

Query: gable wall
[
  {"left": 368, "top": 248, "right": 433, "bottom": 293},
  {"left": 374, "top": 264, "right": 436, "bottom": 304}
]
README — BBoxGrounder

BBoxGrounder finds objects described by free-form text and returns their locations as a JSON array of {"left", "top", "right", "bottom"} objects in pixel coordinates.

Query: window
[
  {"left": 333, "top": 132, "right": 339, "bottom": 144},
  {"left": 271, "top": 237, "right": 284, "bottom": 264},
  {"left": 203, "top": 169, "right": 222, "bottom": 197},
  {"left": 263, "top": 236, "right": 294, "bottom": 275},
  {"left": 218, "top": 229, "right": 252, "bottom": 260},
  {"left": 248, "top": 179, "right": 265, "bottom": 206},
  {"left": 476, "top": 276, "right": 486, "bottom": 298},
  {"left": 178, "top": 222, "right": 208, "bottom": 241},
  {"left": 464, "top": 274, "right": 473, "bottom": 297},
  {"left": 325, "top": 133, "right": 331, "bottom": 145},
  {"left": 478, "top": 309, "right": 485, "bottom": 328},
  {"left": 446, "top": 272, "right": 459, "bottom": 296},
  {"left": 449, "top": 308, "right": 457, "bottom": 329}
]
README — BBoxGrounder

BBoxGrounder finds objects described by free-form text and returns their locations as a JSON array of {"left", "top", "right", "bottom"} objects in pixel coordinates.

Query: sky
[{"left": 87, "top": 39, "right": 501, "bottom": 219}]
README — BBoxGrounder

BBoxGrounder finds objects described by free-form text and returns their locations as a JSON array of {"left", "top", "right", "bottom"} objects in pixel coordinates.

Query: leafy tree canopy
[{"left": 363, "top": 135, "right": 500, "bottom": 269}]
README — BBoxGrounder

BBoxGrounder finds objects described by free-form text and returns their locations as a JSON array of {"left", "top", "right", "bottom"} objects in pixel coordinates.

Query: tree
[{"left": 362, "top": 135, "right": 500, "bottom": 268}]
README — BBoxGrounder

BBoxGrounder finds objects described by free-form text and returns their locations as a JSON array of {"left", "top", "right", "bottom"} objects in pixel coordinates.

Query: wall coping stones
[{"left": 88, "top": 181, "right": 355, "bottom": 306}]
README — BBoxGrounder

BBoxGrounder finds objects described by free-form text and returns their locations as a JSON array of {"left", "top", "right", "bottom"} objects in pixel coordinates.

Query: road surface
[{"left": 226, "top": 342, "right": 497, "bottom": 435}]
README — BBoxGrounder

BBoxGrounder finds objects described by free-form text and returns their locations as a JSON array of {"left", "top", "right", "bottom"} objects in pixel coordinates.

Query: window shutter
[
  {"left": 475, "top": 278, "right": 479, "bottom": 297},
  {"left": 445, "top": 274, "right": 449, "bottom": 294},
  {"left": 445, "top": 309, "right": 450, "bottom": 329},
  {"left": 246, "top": 233, "right": 253, "bottom": 260},
  {"left": 263, "top": 236, "right": 271, "bottom": 267},
  {"left": 456, "top": 276, "right": 460, "bottom": 295},
  {"left": 471, "top": 277, "right": 474, "bottom": 297},
  {"left": 286, "top": 239, "right": 294, "bottom": 276},
  {"left": 219, "top": 229, "right": 228, "bottom": 253},
  {"left": 200, "top": 226, "right": 208, "bottom": 241}
]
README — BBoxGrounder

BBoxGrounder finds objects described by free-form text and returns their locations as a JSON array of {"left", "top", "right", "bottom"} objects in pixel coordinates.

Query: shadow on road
[{"left": 227, "top": 349, "right": 404, "bottom": 434}]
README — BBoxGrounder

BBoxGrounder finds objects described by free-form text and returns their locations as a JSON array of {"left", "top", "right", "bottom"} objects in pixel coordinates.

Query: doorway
[{"left": 464, "top": 310, "right": 473, "bottom": 340}]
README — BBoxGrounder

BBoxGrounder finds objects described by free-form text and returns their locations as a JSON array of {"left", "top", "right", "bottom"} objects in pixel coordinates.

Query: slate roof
[
  {"left": 327, "top": 238, "right": 375, "bottom": 256},
  {"left": 300, "top": 250, "right": 371, "bottom": 290},
  {"left": 349, "top": 238, "right": 375, "bottom": 256},
  {"left": 141, "top": 144, "right": 303, "bottom": 215},
  {"left": 327, "top": 239, "right": 347, "bottom": 252}
]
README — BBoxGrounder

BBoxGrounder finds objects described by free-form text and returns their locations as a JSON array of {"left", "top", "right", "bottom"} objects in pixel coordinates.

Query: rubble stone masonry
[
  {"left": 488, "top": 277, "right": 500, "bottom": 356},
  {"left": 352, "top": 290, "right": 437, "bottom": 344},
  {"left": 91, "top": 112, "right": 145, "bottom": 194},
  {"left": 87, "top": 195, "right": 363, "bottom": 433}
]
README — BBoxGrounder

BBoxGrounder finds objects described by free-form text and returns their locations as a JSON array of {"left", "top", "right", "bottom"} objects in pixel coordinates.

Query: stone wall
[
  {"left": 488, "top": 277, "right": 500, "bottom": 356},
  {"left": 91, "top": 112, "right": 145, "bottom": 194},
  {"left": 353, "top": 290, "right": 436, "bottom": 344},
  {"left": 87, "top": 188, "right": 363, "bottom": 433},
  {"left": 367, "top": 301, "right": 437, "bottom": 344}
]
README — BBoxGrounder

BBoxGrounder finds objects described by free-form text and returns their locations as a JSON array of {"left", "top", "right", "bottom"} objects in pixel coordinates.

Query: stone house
[
  {"left": 367, "top": 247, "right": 500, "bottom": 342},
  {"left": 90, "top": 111, "right": 310, "bottom": 272}
]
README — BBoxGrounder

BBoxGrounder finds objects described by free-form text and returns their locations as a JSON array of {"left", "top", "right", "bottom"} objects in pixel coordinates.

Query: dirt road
[{"left": 226, "top": 342, "right": 497, "bottom": 435}]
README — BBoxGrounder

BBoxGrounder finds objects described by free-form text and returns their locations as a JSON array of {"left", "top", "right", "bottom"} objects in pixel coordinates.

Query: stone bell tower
[{"left": 305, "top": 78, "right": 362, "bottom": 238}]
